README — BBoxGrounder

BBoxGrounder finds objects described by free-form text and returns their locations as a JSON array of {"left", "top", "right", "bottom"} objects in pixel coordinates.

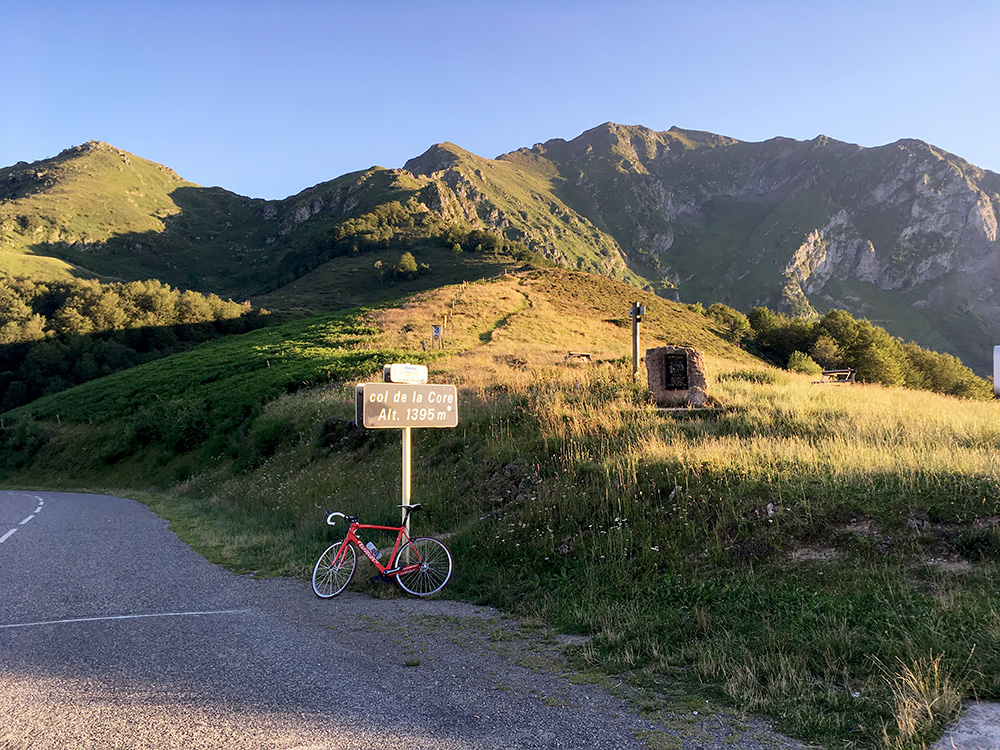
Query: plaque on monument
[
  {"left": 664, "top": 353, "right": 689, "bottom": 390},
  {"left": 646, "top": 346, "right": 709, "bottom": 407}
]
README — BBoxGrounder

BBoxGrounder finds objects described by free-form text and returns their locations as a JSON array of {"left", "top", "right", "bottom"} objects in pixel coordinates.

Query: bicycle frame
[{"left": 331, "top": 522, "right": 421, "bottom": 577}]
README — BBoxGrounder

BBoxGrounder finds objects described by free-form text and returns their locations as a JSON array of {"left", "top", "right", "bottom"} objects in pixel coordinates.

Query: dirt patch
[
  {"left": 788, "top": 547, "right": 842, "bottom": 564},
  {"left": 919, "top": 555, "right": 973, "bottom": 573},
  {"left": 841, "top": 518, "right": 878, "bottom": 535}
]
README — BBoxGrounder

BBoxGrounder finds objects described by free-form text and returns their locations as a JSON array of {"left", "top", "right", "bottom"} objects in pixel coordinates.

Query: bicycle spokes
[{"left": 393, "top": 538, "right": 453, "bottom": 597}]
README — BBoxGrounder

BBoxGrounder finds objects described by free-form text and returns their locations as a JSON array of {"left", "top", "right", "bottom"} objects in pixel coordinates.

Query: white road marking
[
  {"left": 3, "top": 492, "right": 44, "bottom": 503},
  {"left": 0, "top": 609, "right": 252, "bottom": 630},
  {"left": 0, "top": 493, "right": 44, "bottom": 540}
]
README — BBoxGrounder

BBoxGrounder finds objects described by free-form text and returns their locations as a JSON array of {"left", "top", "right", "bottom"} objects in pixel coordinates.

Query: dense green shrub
[
  {"left": 787, "top": 350, "right": 821, "bottom": 375},
  {"left": 746, "top": 306, "right": 991, "bottom": 399},
  {"left": 393, "top": 251, "right": 419, "bottom": 280},
  {"left": 705, "top": 302, "right": 751, "bottom": 343},
  {"left": 0, "top": 416, "right": 50, "bottom": 469}
]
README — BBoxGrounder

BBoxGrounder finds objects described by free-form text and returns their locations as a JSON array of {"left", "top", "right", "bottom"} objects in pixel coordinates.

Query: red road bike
[{"left": 311, "top": 503, "right": 453, "bottom": 598}]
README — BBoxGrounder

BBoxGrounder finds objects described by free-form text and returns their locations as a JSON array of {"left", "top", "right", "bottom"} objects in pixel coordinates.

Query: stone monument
[{"left": 645, "top": 346, "right": 709, "bottom": 407}]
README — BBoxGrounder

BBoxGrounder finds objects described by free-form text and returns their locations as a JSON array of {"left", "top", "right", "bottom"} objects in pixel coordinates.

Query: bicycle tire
[
  {"left": 393, "top": 537, "right": 453, "bottom": 597},
  {"left": 312, "top": 541, "right": 356, "bottom": 598}
]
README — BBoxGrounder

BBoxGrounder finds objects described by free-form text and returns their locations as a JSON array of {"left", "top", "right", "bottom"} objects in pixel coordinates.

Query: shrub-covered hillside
[
  {"left": 0, "top": 273, "right": 269, "bottom": 409},
  {"left": 693, "top": 302, "right": 992, "bottom": 399}
]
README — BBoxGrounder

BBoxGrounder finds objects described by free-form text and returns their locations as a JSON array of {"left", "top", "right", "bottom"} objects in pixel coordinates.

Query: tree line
[
  {"left": 272, "top": 199, "right": 555, "bottom": 289},
  {"left": 0, "top": 274, "right": 270, "bottom": 410},
  {"left": 696, "top": 302, "right": 992, "bottom": 399}
]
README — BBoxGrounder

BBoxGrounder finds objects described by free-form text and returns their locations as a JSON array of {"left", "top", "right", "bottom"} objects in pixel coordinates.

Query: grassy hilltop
[{"left": 3, "top": 269, "right": 1000, "bottom": 749}]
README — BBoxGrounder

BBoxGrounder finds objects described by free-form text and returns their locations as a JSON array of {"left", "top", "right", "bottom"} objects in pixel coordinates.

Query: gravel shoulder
[
  {"left": 929, "top": 702, "right": 1000, "bottom": 750},
  {"left": 270, "top": 577, "right": 1000, "bottom": 750},
  {"left": 261, "top": 576, "right": 811, "bottom": 750}
]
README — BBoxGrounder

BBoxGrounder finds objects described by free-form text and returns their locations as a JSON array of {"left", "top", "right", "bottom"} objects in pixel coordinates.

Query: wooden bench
[
  {"left": 815, "top": 368, "right": 856, "bottom": 384},
  {"left": 565, "top": 352, "right": 593, "bottom": 363}
]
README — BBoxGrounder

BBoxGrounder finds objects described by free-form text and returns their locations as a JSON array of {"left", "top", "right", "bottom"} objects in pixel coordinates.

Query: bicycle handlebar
[{"left": 325, "top": 506, "right": 420, "bottom": 525}]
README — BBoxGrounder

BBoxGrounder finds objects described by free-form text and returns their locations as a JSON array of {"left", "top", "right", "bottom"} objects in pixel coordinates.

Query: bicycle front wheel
[
  {"left": 393, "top": 537, "right": 453, "bottom": 597},
  {"left": 312, "top": 541, "right": 356, "bottom": 598}
]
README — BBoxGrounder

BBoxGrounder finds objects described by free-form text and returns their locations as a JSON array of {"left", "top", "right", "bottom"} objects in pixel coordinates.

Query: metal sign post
[
  {"left": 401, "top": 426, "right": 411, "bottom": 533},
  {"left": 356, "top": 366, "right": 459, "bottom": 538},
  {"left": 630, "top": 301, "right": 645, "bottom": 380}
]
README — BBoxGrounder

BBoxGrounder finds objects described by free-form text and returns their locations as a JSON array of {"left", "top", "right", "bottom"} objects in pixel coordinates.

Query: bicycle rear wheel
[
  {"left": 393, "top": 537, "right": 453, "bottom": 597},
  {"left": 312, "top": 541, "right": 356, "bottom": 598}
]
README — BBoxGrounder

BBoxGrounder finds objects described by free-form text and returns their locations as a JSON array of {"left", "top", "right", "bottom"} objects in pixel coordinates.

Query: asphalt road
[{"left": 0, "top": 490, "right": 807, "bottom": 750}]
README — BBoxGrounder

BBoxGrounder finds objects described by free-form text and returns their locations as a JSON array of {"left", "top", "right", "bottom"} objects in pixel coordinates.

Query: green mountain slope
[
  {"left": 402, "top": 142, "right": 638, "bottom": 281},
  {"left": 5, "top": 125, "right": 1000, "bottom": 374},
  {"left": 0, "top": 141, "right": 630, "bottom": 310},
  {"left": 0, "top": 141, "right": 269, "bottom": 293},
  {"left": 6, "top": 269, "right": 749, "bottom": 430}
]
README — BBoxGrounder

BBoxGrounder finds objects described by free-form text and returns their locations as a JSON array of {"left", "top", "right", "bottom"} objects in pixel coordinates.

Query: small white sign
[
  {"left": 384, "top": 363, "right": 428, "bottom": 384},
  {"left": 994, "top": 346, "right": 1000, "bottom": 397}
]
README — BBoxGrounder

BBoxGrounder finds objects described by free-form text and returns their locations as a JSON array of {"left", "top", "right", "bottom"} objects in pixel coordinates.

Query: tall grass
[
  {"left": 879, "top": 653, "right": 964, "bottom": 749},
  {"left": 420, "top": 361, "right": 1000, "bottom": 748},
  {"left": 4, "top": 271, "right": 1000, "bottom": 748}
]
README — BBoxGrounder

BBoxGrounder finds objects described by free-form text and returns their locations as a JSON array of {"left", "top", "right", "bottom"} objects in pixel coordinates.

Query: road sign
[{"left": 355, "top": 383, "right": 459, "bottom": 429}]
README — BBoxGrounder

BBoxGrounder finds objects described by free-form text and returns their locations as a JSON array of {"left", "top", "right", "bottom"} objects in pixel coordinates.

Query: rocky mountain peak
[{"left": 403, "top": 143, "right": 473, "bottom": 177}]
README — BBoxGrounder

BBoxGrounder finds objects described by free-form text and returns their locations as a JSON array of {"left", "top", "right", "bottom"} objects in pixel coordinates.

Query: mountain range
[{"left": 2, "top": 123, "right": 998, "bottom": 375}]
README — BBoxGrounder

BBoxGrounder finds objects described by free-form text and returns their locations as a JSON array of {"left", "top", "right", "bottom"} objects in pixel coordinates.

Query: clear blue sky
[{"left": 4, "top": 0, "right": 999, "bottom": 200}]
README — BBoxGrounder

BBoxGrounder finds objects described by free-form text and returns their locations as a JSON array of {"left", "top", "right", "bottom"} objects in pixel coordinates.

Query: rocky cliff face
[
  {"left": 500, "top": 124, "right": 1000, "bottom": 374},
  {"left": 782, "top": 141, "right": 1000, "bottom": 373}
]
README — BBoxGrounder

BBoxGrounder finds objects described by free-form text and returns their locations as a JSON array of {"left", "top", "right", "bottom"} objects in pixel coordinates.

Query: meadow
[{"left": 3, "top": 269, "right": 999, "bottom": 749}]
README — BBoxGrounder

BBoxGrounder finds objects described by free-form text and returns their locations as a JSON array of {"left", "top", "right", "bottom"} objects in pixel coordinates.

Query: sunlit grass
[{"left": 4, "top": 269, "right": 1000, "bottom": 749}]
